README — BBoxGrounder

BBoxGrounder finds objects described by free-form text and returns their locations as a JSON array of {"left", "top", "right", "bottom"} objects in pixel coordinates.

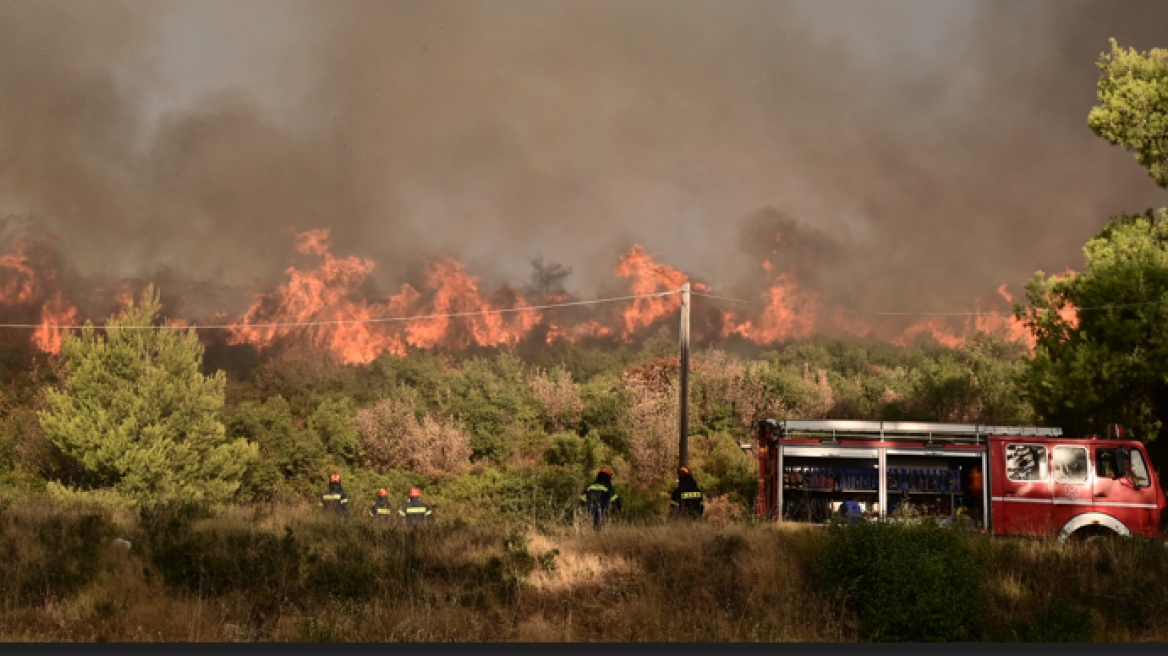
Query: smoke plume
[{"left": 1, "top": 0, "right": 1166, "bottom": 352}]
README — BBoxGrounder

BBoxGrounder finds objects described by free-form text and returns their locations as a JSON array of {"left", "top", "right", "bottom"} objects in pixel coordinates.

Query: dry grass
[{"left": 2, "top": 500, "right": 1168, "bottom": 642}]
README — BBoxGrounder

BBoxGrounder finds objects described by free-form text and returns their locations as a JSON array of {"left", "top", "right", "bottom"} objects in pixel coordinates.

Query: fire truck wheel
[
  {"left": 1069, "top": 527, "right": 1120, "bottom": 544},
  {"left": 1057, "top": 513, "right": 1130, "bottom": 544}
]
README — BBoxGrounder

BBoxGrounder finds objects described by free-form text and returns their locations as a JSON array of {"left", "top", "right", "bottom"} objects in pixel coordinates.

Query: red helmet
[
  {"left": 377, "top": 488, "right": 388, "bottom": 498},
  {"left": 408, "top": 487, "right": 422, "bottom": 498},
  {"left": 598, "top": 468, "right": 612, "bottom": 477},
  {"left": 678, "top": 467, "right": 692, "bottom": 477},
  {"left": 329, "top": 473, "right": 342, "bottom": 484}
]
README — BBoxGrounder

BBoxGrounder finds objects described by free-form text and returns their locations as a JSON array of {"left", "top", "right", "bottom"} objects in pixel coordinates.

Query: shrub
[
  {"left": 816, "top": 521, "right": 985, "bottom": 641},
  {"left": 0, "top": 503, "right": 111, "bottom": 605},
  {"left": 138, "top": 502, "right": 304, "bottom": 600},
  {"left": 528, "top": 366, "right": 583, "bottom": 433},
  {"left": 356, "top": 393, "right": 471, "bottom": 477},
  {"left": 309, "top": 397, "right": 360, "bottom": 462}
]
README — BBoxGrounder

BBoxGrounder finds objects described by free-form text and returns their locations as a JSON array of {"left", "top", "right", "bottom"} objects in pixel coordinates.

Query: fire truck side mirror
[{"left": 1116, "top": 446, "right": 1128, "bottom": 479}]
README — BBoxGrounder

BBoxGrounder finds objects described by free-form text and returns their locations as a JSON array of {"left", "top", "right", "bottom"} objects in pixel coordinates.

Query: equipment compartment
[
  {"left": 884, "top": 454, "right": 984, "bottom": 529},
  {"left": 781, "top": 453, "right": 880, "bottom": 523}
]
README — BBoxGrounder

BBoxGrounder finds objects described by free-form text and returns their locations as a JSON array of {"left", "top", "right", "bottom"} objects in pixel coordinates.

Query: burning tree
[{"left": 38, "top": 286, "right": 257, "bottom": 506}]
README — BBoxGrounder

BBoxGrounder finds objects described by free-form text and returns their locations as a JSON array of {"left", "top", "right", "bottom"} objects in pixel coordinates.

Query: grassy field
[{"left": 3, "top": 500, "right": 1168, "bottom": 643}]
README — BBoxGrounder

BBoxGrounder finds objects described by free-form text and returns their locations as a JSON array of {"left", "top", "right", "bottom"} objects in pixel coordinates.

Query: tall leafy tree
[
  {"left": 1017, "top": 210, "right": 1168, "bottom": 468},
  {"left": 1088, "top": 38, "right": 1168, "bottom": 188},
  {"left": 39, "top": 286, "right": 257, "bottom": 505}
]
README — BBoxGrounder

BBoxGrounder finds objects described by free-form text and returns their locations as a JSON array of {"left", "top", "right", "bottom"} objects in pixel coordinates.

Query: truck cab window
[
  {"left": 1053, "top": 446, "right": 1088, "bottom": 484},
  {"left": 1130, "top": 450, "right": 1151, "bottom": 488},
  {"left": 1006, "top": 444, "right": 1048, "bottom": 482},
  {"left": 1096, "top": 449, "right": 1119, "bottom": 478}
]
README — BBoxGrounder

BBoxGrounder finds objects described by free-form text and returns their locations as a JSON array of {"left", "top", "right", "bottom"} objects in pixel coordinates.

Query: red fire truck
[{"left": 754, "top": 420, "right": 1167, "bottom": 541}]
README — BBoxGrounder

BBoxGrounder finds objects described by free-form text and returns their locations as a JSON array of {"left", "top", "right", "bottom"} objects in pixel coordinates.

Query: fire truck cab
[{"left": 755, "top": 419, "right": 1167, "bottom": 541}]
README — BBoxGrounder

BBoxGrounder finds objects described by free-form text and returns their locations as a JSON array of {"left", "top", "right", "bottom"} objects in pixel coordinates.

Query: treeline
[{"left": 0, "top": 313, "right": 1035, "bottom": 516}]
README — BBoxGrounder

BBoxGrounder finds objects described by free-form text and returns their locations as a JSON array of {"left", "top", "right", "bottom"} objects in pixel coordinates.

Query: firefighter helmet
[
  {"left": 598, "top": 468, "right": 612, "bottom": 477},
  {"left": 408, "top": 487, "right": 421, "bottom": 498},
  {"left": 329, "top": 473, "right": 342, "bottom": 484},
  {"left": 377, "top": 488, "right": 388, "bottom": 499},
  {"left": 678, "top": 467, "right": 692, "bottom": 477}
]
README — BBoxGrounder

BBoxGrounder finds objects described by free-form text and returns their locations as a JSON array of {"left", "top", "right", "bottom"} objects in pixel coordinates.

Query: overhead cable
[
  {"left": 691, "top": 291, "right": 1167, "bottom": 317},
  {"left": 0, "top": 290, "right": 681, "bottom": 330}
]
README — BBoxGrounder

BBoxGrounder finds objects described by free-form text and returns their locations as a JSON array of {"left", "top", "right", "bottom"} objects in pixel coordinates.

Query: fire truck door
[
  {"left": 1051, "top": 445, "right": 1091, "bottom": 536},
  {"left": 993, "top": 442, "right": 1052, "bottom": 536},
  {"left": 1093, "top": 446, "right": 1156, "bottom": 536}
]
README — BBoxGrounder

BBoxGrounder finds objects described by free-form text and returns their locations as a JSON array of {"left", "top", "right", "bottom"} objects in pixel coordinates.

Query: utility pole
[{"left": 678, "top": 283, "right": 690, "bottom": 469}]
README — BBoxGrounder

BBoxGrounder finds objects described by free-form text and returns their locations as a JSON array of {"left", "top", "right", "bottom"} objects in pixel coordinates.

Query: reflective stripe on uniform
[
  {"left": 340, "top": 499, "right": 349, "bottom": 504},
  {"left": 322, "top": 494, "right": 341, "bottom": 500},
  {"left": 425, "top": 510, "right": 433, "bottom": 516},
  {"left": 681, "top": 492, "right": 702, "bottom": 500},
  {"left": 376, "top": 509, "right": 392, "bottom": 515},
  {"left": 406, "top": 507, "right": 427, "bottom": 514}
]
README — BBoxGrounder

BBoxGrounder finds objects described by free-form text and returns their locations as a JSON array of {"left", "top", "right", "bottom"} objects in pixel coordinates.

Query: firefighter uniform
[
  {"left": 369, "top": 492, "right": 394, "bottom": 522},
  {"left": 320, "top": 480, "right": 350, "bottom": 516},
  {"left": 398, "top": 497, "right": 434, "bottom": 527},
  {"left": 670, "top": 468, "right": 704, "bottom": 520},
  {"left": 579, "top": 469, "right": 623, "bottom": 530}
]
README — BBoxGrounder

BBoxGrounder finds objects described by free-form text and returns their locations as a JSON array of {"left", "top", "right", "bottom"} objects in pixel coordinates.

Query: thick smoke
[{"left": 1, "top": 0, "right": 1166, "bottom": 326}]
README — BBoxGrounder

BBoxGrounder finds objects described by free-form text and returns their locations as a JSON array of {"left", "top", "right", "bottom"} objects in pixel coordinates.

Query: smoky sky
[{"left": 1, "top": 0, "right": 1166, "bottom": 321}]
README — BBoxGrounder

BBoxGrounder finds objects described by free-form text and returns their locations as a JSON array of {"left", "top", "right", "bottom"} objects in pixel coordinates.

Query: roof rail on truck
[{"left": 765, "top": 420, "right": 1061, "bottom": 445}]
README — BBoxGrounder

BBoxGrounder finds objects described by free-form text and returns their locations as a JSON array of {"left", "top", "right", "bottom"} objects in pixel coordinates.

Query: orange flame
[
  {"left": 227, "top": 229, "right": 409, "bottom": 363},
  {"left": 970, "top": 284, "right": 1034, "bottom": 347},
  {"left": 402, "top": 255, "right": 541, "bottom": 350},
  {"left": 721, "top": 263, "right": 818, "bottom": 342},
  {"left": 227, "top": 230, "right": 549, "bottom": 363},
  {"left": 0, "top": 239, "right": 79, "bottom": 354},
  {"left": 0, "top": 251, "right": 38, "bottom": 304},
  {"left": 0, "top": 224, "right": 1091, "bottom": 360},
  {"left": 32, "top": 292, "right": 78, "bottom": 353},
  {"left": 613, "top": 245, "right": 701, "bottom": 341},
  {"left": 890, "top": 318, "right": 966, "bottom": 348}
]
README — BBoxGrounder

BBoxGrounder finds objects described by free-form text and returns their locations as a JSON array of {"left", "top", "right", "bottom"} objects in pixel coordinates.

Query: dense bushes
[
  {"left": 814, "top": 521, "right": 986, "bottom": 641},
  {"left": 1, "top": 327, "right": 1037, "bottom": 514},
  {"left": 0, "top": 502, "right": 111, "bottom": 606}
]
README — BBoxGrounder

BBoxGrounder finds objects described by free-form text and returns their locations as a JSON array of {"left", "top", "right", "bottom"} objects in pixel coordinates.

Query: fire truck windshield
[{"left": 1130, "top": 450, "right": 1151, "bottom": 488}]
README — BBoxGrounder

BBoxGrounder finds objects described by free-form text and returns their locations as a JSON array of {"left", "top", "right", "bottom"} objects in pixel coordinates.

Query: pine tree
[
  {"left": 39, "top": 286, "right": 256, "bottom": 506},
  {"left": 1088, "top": 39, "right": 1168, "bottom": 189}
]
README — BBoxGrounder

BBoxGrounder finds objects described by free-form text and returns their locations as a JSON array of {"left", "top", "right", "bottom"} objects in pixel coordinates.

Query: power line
[
  {"left": 0, "top": 290, "right": 681, "bottom": 330},
  {"left": 691, "top": 291, "right": 1168, "bottom": 317},
  {"left": 2, "top": 286, "right": 1163, "bottom": 331}
]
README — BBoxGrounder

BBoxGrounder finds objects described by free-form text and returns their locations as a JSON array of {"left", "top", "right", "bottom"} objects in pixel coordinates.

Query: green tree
[
  {"left": 39, "top": 286, "right": 257, "bottom": 506},
  {"left": 1017, "top": 210, "right": 1168, "bottom": 461},
  {"left": 309, "top": 396, "right": 359, "bottom": 462},
  {"left": 1088, "top": 38, "right": 1168, "bottom": 188}
]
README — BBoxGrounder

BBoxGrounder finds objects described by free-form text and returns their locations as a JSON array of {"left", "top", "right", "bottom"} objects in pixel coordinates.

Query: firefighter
[
  {"left": 320, "top": 473, "right": 350, "bottom": 516},
  {"left": 579, "top": 468, "right": 623, "bottom": 530},
  {"left": 398, "top": 487, "right": 434, "bottom": 527},
  {"left": 669, "top": 466, "right": 704, "bottom": 520},
  {"left": 368, "top": 488, "right": 394, "bottom": 521}
]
